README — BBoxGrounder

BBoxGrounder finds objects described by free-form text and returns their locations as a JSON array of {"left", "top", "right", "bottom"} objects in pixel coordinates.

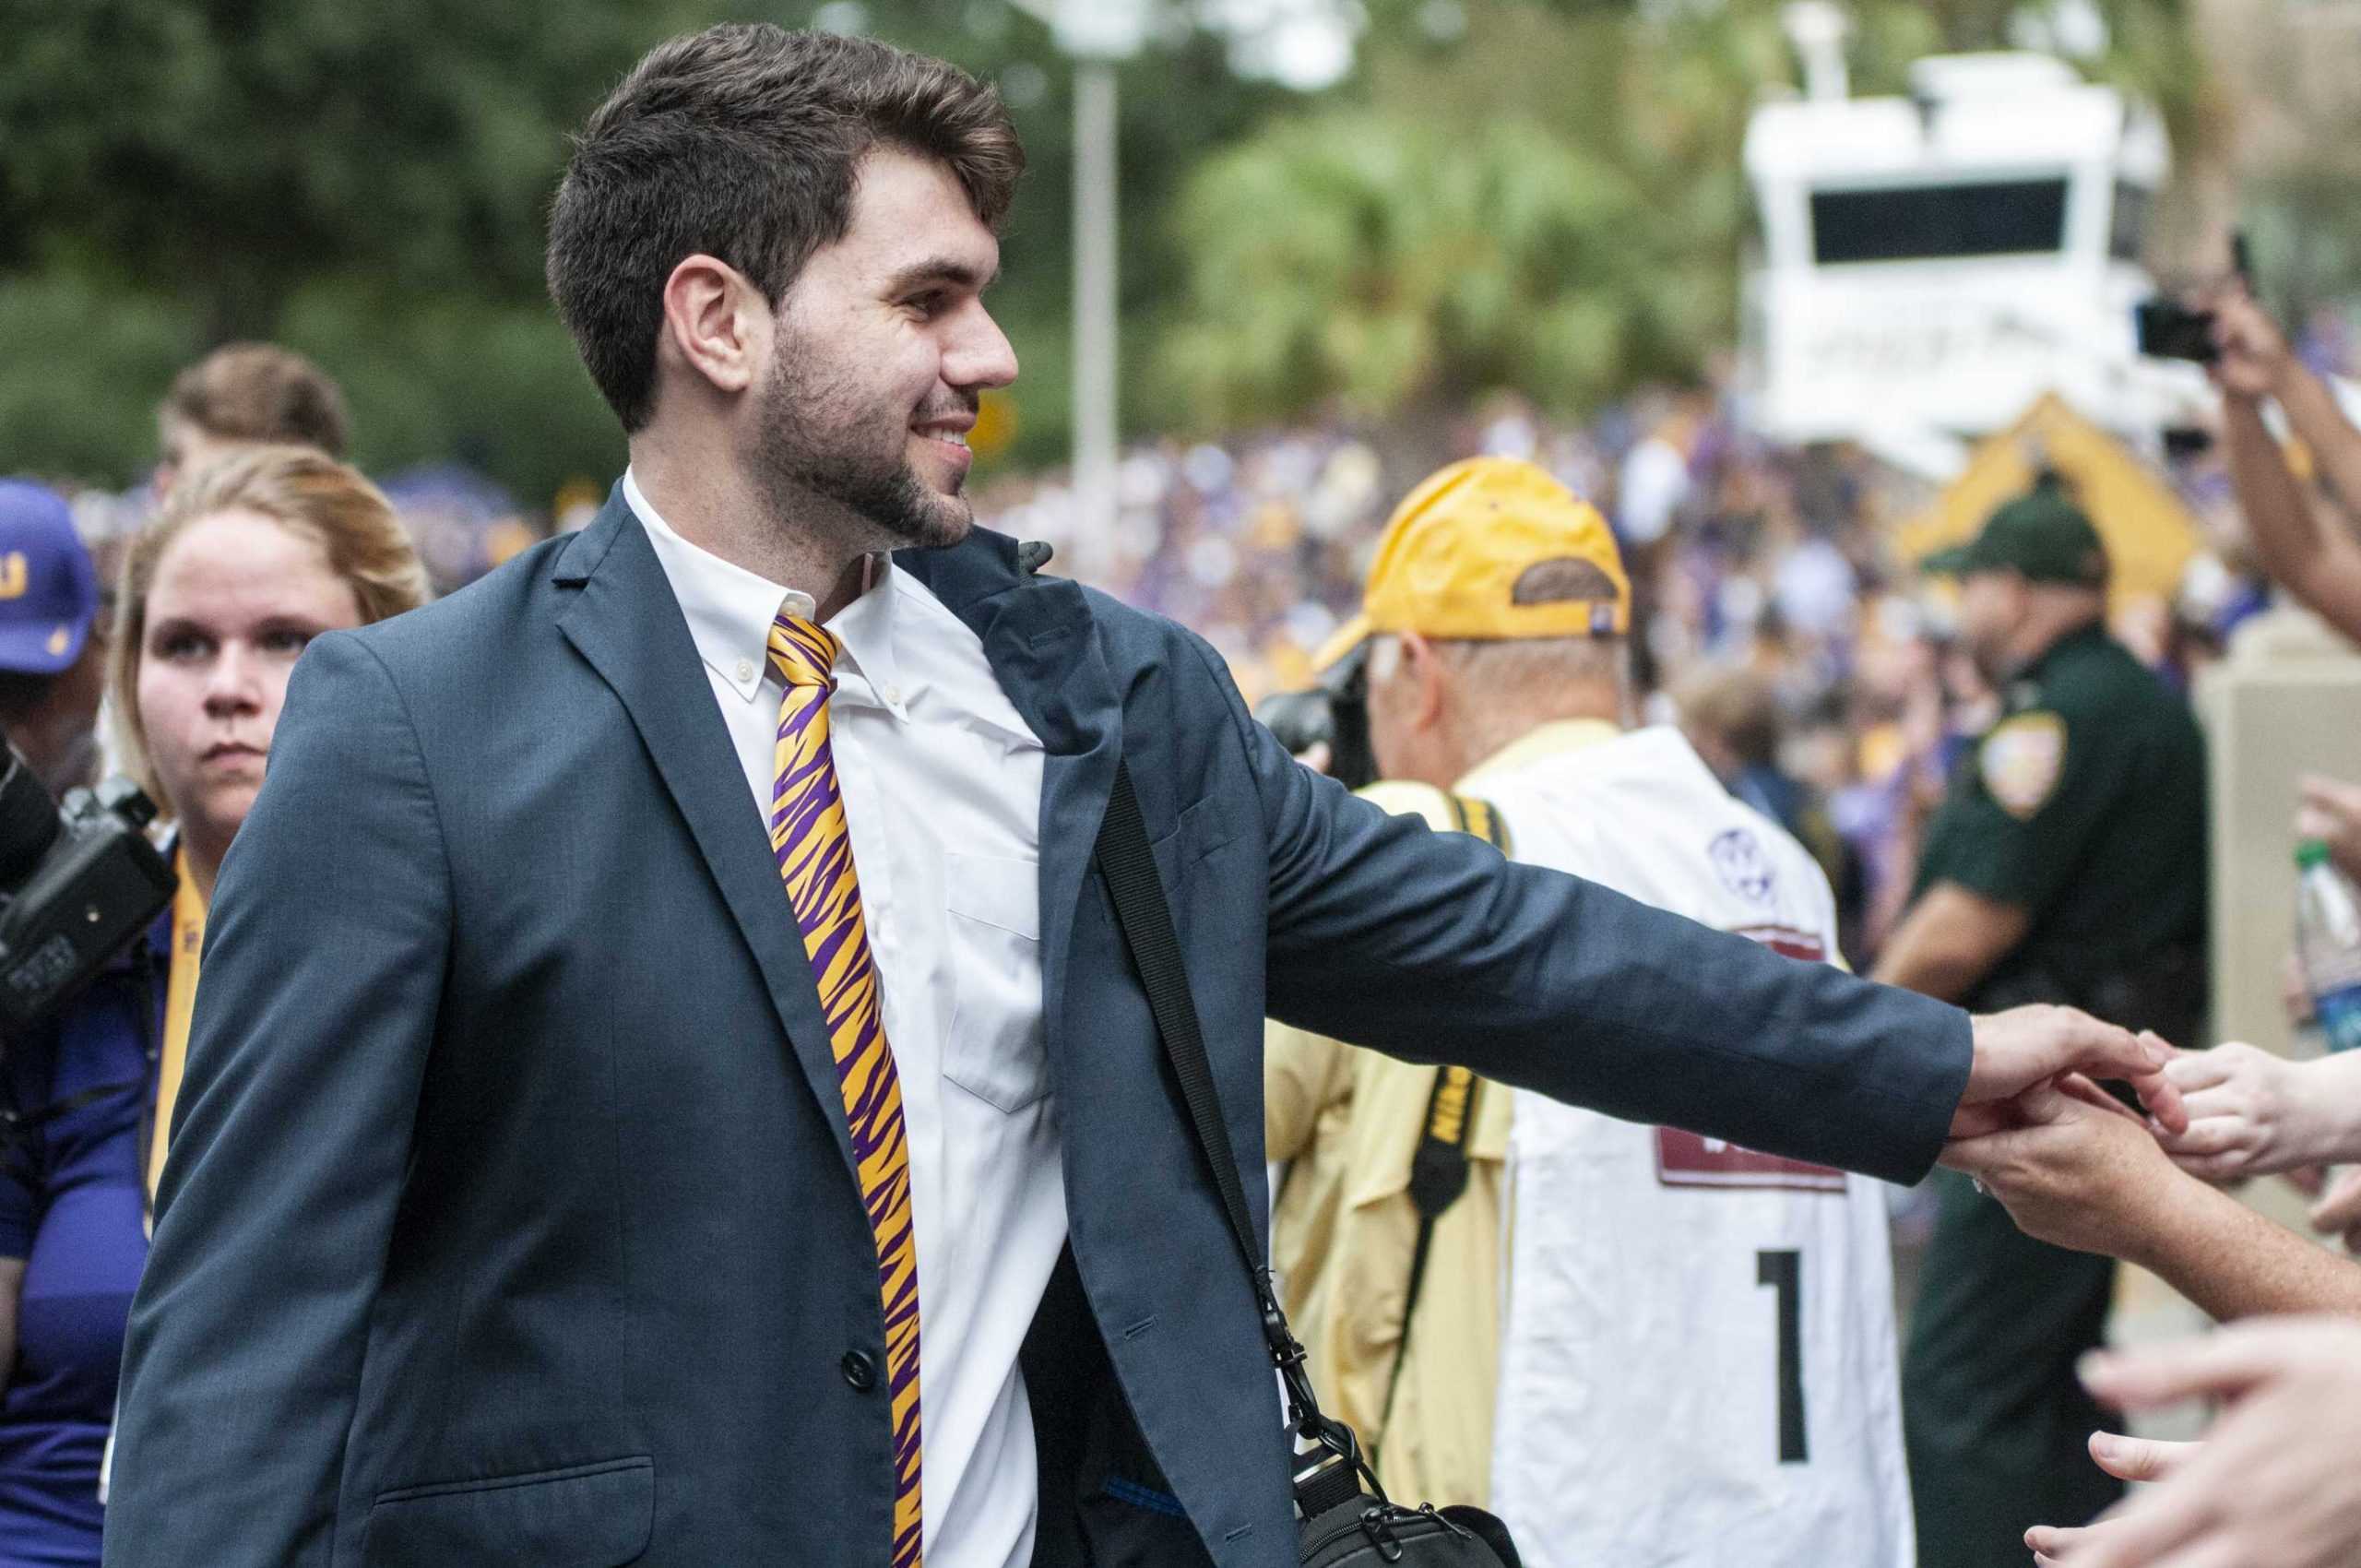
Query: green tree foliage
[
  {"left": 1167, "top": 0, "right": 2203, "bottom": 434},
  {"left": 1163, "top": 113, "right": 1650, "bottom": 425},
  {"left": 0, "top": 0, "right": 2210, "bottom": 499},
  {"left": 1165, "top": 1, "right": 1747, "bottom": 431},
  {"left": 0, "top": 0, "right": 694, "bottom": 340},
  {"left": 0, "top": 0, "right": 1283, "bottom": 500},
  {"left": 0, "top": 0, "right": 735, "bottom": 498}
]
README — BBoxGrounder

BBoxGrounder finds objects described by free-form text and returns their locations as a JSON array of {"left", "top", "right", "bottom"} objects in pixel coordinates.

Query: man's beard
[{"left": 748, "top": 345, "right": 973, "bottom": 552}]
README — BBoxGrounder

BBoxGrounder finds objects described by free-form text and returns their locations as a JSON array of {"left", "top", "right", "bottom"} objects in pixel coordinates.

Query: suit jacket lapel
[
  {"left": 552, "top": 492, "right": 859, "bottom": 1182},
  {"left": 900, "top": 534, "right": 1120, "bottom": 1085}
]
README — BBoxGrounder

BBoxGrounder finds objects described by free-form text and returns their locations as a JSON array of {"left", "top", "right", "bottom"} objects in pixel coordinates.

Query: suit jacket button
[{"left": 841, "top": 1350, "right": 878, "bottom": 1392}]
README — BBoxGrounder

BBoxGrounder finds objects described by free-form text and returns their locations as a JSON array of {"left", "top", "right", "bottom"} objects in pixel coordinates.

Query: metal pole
[{"left": 1072, "top": 58, "right": 1120, "bottom": 566}]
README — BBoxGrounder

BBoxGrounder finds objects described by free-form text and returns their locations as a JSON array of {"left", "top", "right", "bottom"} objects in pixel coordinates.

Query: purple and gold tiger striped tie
[{"left": 768, "top": 612, "right": 923, "bottom": 1568}]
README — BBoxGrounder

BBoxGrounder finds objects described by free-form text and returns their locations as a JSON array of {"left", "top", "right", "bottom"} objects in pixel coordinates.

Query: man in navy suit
[{"left": 103, "top": 25, "right": 2177, "bottom": 1568}]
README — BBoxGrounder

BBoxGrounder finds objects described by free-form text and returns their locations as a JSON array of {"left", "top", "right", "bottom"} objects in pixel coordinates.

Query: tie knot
[{"left": 767, "top": 614, "right": 841, "bottom": 689}]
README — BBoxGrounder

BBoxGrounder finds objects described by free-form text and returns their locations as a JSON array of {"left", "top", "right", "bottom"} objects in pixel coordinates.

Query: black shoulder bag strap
[{"left": 1092, "top": 761, "right": 1373, "bottom": 1520}]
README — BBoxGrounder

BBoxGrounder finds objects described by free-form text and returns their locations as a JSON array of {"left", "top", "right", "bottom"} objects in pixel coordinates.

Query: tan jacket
[{"left": 1264, "top": 723, "right": 1616, "bottom": 1507}]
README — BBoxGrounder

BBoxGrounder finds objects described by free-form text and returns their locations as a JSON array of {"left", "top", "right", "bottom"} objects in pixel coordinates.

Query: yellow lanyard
[{"left": 146, "top": 850, "right": 206, "bottom": 1207}]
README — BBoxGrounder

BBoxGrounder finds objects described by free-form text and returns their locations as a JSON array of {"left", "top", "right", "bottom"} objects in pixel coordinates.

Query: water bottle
[{"left": 2296, "top": 838, "right": 2361, "bottom": 1052}]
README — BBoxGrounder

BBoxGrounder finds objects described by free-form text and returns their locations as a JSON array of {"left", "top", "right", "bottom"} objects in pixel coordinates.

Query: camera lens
[{"left": 0, "top": 747, "right": 61, "bottom": 890}]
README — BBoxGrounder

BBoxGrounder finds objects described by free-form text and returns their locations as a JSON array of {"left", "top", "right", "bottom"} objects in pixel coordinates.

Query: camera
[
  {"left": 0, "top": 747, "right": 174, "bottom": 1034},
  {"left": 1253, "top": 640, "right": 1378, "bottom": 792},
  {"left": 2134, "top": 299, "right": 2218, "bottom": 364},
  {"left": 2135, "top": 232, "right": 2248, "bottom": 364}
]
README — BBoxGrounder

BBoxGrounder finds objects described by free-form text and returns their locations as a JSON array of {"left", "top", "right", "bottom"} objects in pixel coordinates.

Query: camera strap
[{"left": 1376, "top": 792, "right": 1509, "bottom": 1457}]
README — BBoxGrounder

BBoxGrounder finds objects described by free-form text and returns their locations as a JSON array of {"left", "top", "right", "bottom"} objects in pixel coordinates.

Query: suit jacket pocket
[{"left": 363, "top": 1455, "right": 653, "bottom": 1567}]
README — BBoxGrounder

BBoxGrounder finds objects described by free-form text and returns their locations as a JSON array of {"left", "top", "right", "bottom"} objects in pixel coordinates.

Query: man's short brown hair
[
  {"left": 547, "top": 24, "right": 1024, "bottom": 433},
  {"left": 158, "top": 343, "right": 350, "bottom": 458}
]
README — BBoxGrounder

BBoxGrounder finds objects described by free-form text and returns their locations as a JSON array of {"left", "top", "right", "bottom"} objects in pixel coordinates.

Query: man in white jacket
[{"left": 1268, "top": 456, "right": 1911, "bottom": 1567}]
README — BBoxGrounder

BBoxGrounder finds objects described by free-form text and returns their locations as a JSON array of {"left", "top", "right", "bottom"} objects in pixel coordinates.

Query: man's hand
[
  {"left": 1940, "top": 1076, "right": 2187, "bottom": 1260},
  {"left": 2023, "top": 1317, "right": 2361, "bottom": 1568},
  {"left": 2209, "top": 287, "right": 2295, "bottom": 403},
  {"left": 1950, "top": 1006, "right": 2182, "bottom": 1142},
  {"left": 2157, "top": 1041, "right": 2344, "bottom": 1181}
]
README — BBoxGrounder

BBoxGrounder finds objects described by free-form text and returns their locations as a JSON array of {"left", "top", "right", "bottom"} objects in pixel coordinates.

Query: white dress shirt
[{"left": 627, "top": 471, "right": 1061, "bottom": 1568}]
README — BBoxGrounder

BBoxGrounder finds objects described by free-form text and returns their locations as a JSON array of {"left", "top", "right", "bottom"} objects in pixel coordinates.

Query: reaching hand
[
  {"left": 2312, "top": 1166, "right": 2361, "bottom": 1253},
  {"left": 2209, "top": 288, "right": 2294, "bottom": 402},
  {"left": 1939, "top": 1076, "right": 2184, "bottom": 1260},
  {"left": 2084, "top": 1430, "right": 2196, "bottom": 1485},
  {"left": 2024, "top": 1317, "right": 2361, "bottom": 1568},
  {"left": 2026, "top": 1433, "right": 2197, "bottom": 1563},
  {"left": 1949, "top": 1007, "right": 2182, "bottom": 1142},
  {"left": 2157, "top": 1041, "right": 2350, "bottom": 1181}
]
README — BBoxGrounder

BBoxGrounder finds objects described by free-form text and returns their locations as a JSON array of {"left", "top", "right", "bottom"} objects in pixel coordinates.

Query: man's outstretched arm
[
  {"left": 103, "top": 634, "right": 451, "bottom": 1568},
  {"left": 1211, "top": 638, "right": 2172, "bottom": 1185}
]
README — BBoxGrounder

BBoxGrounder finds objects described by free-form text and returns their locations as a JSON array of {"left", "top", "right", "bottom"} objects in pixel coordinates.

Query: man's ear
[
  {"left": 1400, "top": 631, "right": 1449, "bottom": 732},
  {"left": 658, "top": 254, "right": 765, "bottom": 399}
]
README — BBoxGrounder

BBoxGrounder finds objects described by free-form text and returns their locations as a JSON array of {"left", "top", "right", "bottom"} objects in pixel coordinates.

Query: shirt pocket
[{"left": 943, "top": 851, "right": 1049, "bottom": 1113}]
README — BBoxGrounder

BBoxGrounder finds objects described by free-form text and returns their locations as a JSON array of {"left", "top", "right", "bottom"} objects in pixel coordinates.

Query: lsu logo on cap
[
  {"left": 1981, "top": 711, "right": 2066, "bottom": 819},
  {"left": 0, "top": 553, "right": 28, "bottom": 601}
]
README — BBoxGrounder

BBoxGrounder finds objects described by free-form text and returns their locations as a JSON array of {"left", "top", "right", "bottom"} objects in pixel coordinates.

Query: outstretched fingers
[
  {"left": 2078, "top": 1324, "right": 2314, "bottom": 1410},
  {"left": 2088, "top": 1430, "right": 2197, "bottom": 1483},
  {"left": 2130, "top": 1036, "right": 2189, "bottom": 1134}
]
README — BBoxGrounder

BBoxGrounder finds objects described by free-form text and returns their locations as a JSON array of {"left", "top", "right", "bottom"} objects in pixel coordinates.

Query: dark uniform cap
[{"left": 1922, "top": 488, "right": 2108, "bottom": 588}]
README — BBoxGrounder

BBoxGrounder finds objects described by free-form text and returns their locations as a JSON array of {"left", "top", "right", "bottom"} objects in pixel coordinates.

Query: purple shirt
[{"left": 0, "top": 924, "right": 164, "bottom": 1566}]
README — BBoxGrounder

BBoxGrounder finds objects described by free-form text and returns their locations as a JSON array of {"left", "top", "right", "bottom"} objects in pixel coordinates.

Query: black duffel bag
[{"left": 1095, "top": 764, "right": 1521, "bottom": 1568}]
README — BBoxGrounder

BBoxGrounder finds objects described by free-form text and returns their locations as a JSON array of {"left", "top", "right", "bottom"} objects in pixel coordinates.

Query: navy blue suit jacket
[{"left": 102, "top": 493, "right": 1970, "bottom": 1567}]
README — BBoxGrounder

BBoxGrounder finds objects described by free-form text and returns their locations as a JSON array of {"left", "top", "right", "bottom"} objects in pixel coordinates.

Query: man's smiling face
[{"left": 749, "top": 146, "right": 1019, "bottom": 551}]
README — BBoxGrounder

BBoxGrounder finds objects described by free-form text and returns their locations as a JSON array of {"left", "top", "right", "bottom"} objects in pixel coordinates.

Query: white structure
[{"left": 1740, "top": 47, "right": 2201, "bottom": 472}]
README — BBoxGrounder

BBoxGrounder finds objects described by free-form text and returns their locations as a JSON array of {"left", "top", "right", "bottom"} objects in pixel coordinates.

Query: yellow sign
[
  {"left": 1899, "top": 393, "right": 2200, "bottom": 611},
  {"left": 970, "top": 388, "right": 1018, "bottom": 461}
]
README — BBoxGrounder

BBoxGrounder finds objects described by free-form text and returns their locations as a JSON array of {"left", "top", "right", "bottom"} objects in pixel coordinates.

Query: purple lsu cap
[{"left": 0, "top": 481, "right": 99, "bottom": 676}]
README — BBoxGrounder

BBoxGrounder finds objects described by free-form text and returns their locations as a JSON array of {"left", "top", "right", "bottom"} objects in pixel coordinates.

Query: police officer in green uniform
[{"left": 1873, "top": 481, "right": 2207, "bottom": 1568}]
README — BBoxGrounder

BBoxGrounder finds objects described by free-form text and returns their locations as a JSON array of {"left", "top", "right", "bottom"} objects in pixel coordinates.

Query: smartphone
[
  {"left": 2134, "top": 229, "right": 2250, "bottom": 363},
  {"left": 2135, "top": 298, "right": 2218, "bottom": 363}
]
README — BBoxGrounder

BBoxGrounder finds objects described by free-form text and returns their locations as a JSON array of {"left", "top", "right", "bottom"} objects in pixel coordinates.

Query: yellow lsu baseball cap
[{"left": 1314, "top": 457, "right": 1630, "bottom": 671}]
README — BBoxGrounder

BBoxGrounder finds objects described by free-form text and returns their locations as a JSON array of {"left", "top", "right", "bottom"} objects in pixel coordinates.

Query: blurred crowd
[{"left": 966, "top": 352, "right": 2343, "bottom": 973}]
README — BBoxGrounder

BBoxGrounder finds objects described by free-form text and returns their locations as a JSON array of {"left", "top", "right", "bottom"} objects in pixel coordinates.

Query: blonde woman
[{"left": 0, "top": 447, "right": 425, "bottom": 1563}]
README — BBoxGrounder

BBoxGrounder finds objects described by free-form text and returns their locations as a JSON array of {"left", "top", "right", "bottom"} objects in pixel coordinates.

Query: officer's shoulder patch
[{"left": 1980, "top": 710, "right": 2067, "bottom": 819}]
